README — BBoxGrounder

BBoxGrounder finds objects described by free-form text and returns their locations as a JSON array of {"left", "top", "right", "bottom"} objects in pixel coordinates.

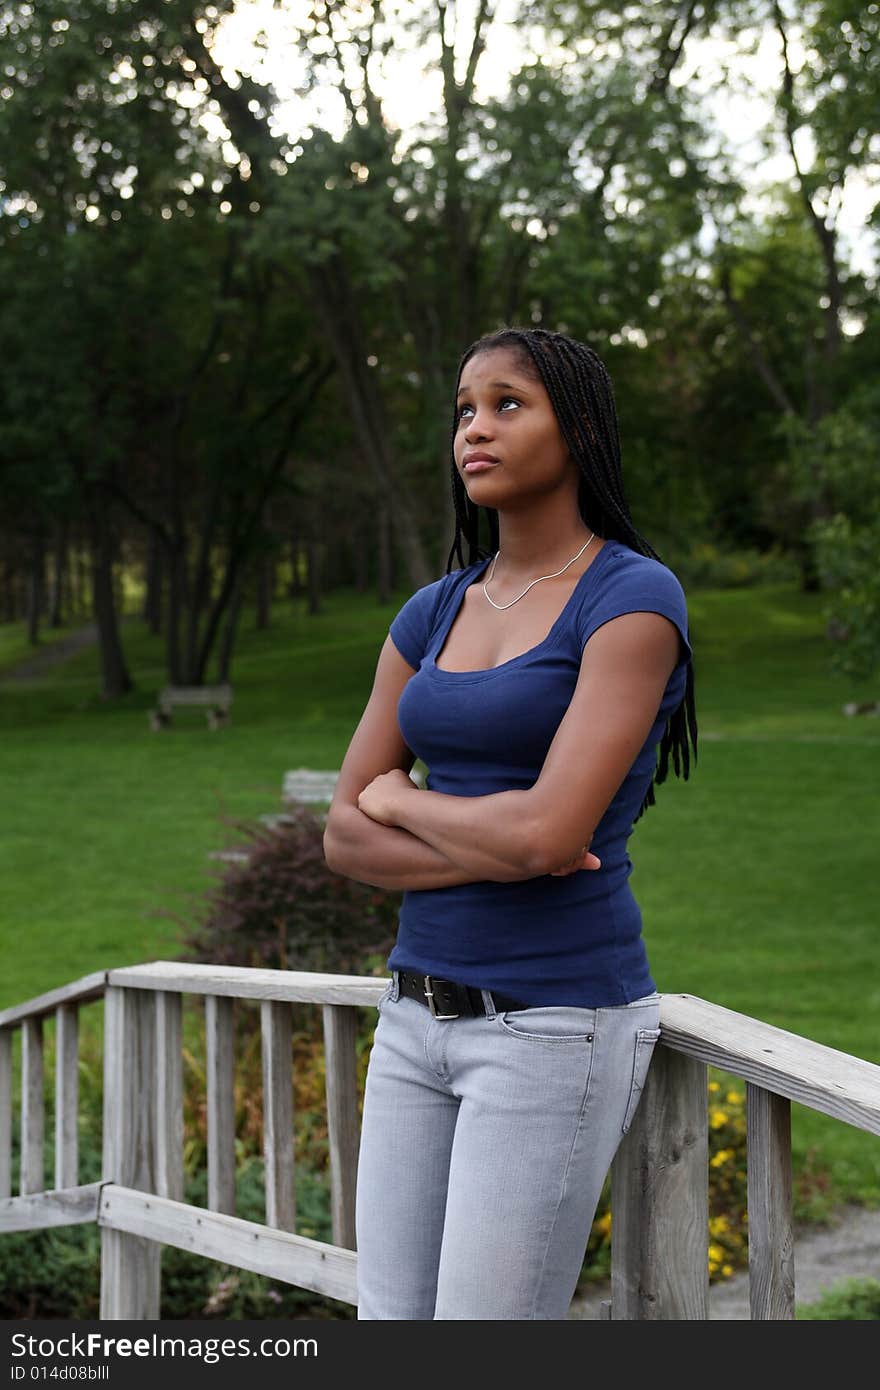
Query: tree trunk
[
  {"left": 72, "top": 544, "right": 87, "bottom": 619},
  {"left": 287, "top": 538, "right": 304, "bottom": 597},
  {"left": 217, "top": 570, "right": 245, "bottom": 683},
  {"left": 165, "top": 544, "right": 187, "bottom": 685},
  {"left": 376, "top": 503, "right": 392, "bottom": 605},
  {"left": 306, "top": 539, "right": 322, "bottom": 616},
  {"left": 87, "top": 490, "right": 133, "bottom": 698},
  {"left": 48, "top": 519, "right": 67, "bottom": 628},
  {"left": 353, "top": 527, "right": 369, "bottom": 594},
  {"left": 1, "top": 563, "right": 14, "bottom": 622},
  {"left": 309, "top": 257, "right": 432, "bottom": 590},
  {"left": 143, "top": 527, "right": 163, "bottom": 635},
  {"left": 26, "top": 531, "right": 45, "bottom": 646},
  {"left": 255, "top": 550, "right": 272, "bottom": 630}
]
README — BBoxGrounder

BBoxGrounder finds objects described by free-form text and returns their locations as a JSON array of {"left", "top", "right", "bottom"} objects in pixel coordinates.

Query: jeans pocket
[
  {"left": 495, "top": 1005, "right": 597, "bottom": 1044},
  {"left": 375, "top": 980, "right": 394, "bottom": 1013},
  {"left": 621, "top": 1027, "right": 661, "bottom": 1133}
]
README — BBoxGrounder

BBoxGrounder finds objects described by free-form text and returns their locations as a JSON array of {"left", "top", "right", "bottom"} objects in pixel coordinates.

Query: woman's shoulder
[
  {"left": 595, "top": 541, "right": 687, "bottom": 599},
  {"left": 574, "top": 540, "right": 691, "bottom": 665},
  {"left": 388, "top": 560, "right": 486, "bottom": 667}
]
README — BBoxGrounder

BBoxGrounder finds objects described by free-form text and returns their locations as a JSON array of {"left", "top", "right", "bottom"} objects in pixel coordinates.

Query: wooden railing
[{"left": 1, "top": 963, "right": 879, "bottom": 1320}]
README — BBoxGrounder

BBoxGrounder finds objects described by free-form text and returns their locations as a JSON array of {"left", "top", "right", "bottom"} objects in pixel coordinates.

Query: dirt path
[
  {"left": 568, "top": 1204, "right": 880, "bottom": 1319},
  {"left": 0, "top": 623, "right": 101, "bottom": 682}
]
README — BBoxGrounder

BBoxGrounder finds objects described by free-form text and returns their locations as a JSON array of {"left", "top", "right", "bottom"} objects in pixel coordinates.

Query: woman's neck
[{"left": 494, "top": 507, "right": 597, "bottom": 579}]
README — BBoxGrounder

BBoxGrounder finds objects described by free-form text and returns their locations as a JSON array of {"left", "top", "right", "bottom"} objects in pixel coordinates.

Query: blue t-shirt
[{"left": 386, "top": 540, "right": 692, "bottom": 1007}]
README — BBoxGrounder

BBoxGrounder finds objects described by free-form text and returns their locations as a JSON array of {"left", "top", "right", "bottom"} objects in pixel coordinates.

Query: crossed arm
[{"left": 322, "top": 611, "right": 681, "bottom": 891}]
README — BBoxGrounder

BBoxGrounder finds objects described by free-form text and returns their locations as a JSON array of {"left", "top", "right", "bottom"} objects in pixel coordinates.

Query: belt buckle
[{"left": 423, "top": 974, "right": 459, "bottom": 1020}]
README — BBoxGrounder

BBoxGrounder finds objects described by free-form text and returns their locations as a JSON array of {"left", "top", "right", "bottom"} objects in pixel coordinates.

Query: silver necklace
[{"left": 482, "top": 533, "right": 596, "bottom": 611}]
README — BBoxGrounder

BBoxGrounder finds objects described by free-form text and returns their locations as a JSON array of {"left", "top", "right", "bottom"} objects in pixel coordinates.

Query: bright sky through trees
[{"left": 208, "top": 0, "right": 877, "bottom": 277}]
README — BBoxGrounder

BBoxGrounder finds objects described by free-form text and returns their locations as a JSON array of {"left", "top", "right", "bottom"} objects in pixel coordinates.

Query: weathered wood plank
[
  {"left": 54, "top": 1004, "right": 79, "bottom": 1190},
  {"left": 206, "top": 995, "right": 236, "bottom": 1216},
  {"left": 99, "top": 988, "right": 160, "bottom": 1320},
  {"left": 100, "top": 1228, "right": 161, "bottom": 1320},
  {"left": 0, "top": 1030, "right": 11, "bottom": 1199},
  {"left": 155, "top": 992, "right": 184, "bottom": 1203},
  {"left": 747, "top": 1084, "right": 795, "bottom": 1319},
  {"left": 261, "top": 1001, "right": 294, "bottom": 1231},
  {"left": 99, "top": 1185, "right": 358, "bottom": 1305},
  {"left": 109, "top": 961, "right": 387, "bottom": 1009},
  {"left": 0, "top": 972, "right": 106, "bottom": 1029},
  {"left": 323, "top": 1004, "right": 359, "bottom": 1250},
  {"left": 20, "top": 1017, "right": 44, "bottom": 1196},
  {"left": 660, "top": 994, "right": 880, "bottom": 1136},
  {"left": 611, "top": 1046, "right": 709, "bottom": 1319},
  {"left": 0, "top": 1182, "right": 101, "bottom": 1233}
]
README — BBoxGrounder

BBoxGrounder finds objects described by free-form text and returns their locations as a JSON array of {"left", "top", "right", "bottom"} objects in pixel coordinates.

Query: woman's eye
[{"left": 457, "top": 397, "right": 520, "bottom": 420}]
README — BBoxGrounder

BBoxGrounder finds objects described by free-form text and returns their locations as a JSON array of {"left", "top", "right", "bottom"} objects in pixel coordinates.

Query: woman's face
[{"left": 453, "top": 346, "right": 578, "bottom": 512}]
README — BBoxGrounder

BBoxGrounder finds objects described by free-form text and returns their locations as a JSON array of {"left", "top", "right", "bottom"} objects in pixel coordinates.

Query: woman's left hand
[{"left": 357, "top": 768, "right": 417, "bottom": 826}]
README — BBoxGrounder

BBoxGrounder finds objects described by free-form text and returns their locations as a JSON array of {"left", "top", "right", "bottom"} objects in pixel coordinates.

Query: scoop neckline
[{"left": 427, "top": 539, "right": 619, "bottom": 679}]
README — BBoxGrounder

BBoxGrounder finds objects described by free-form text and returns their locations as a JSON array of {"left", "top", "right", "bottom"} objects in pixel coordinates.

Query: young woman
[{"left": 323, "top": 326, "right": 697, "bottom": 1320}]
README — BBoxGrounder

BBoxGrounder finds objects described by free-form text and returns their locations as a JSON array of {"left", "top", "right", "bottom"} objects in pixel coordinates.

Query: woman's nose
[{"left": 465, "top": 408, "right": 494, "bottom": 440}]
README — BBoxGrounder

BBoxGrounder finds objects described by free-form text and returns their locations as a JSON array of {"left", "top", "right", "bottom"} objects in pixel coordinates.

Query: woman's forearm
[
  {"left": 383, "top": 786, "right": 551, "bottom": 877},
  {"left": 323, "top": 805, "right": 537, "bottom": 890}
]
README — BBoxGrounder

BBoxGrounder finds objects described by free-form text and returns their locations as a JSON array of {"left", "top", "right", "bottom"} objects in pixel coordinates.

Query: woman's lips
[{"left": 463, "top": 459, "right": 500, "bottom": 473}]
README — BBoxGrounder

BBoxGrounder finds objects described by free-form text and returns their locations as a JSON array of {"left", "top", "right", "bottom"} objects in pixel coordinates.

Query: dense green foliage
[
  {"left": 797, "top": 1277, "right": 880, "bottom": 1320},
  {"left": 1, "top": 1, "right": 878, "bottom": 677}
]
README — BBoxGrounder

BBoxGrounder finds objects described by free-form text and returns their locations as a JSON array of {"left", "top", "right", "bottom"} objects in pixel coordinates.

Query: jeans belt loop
[{"left": 423, "top": 974, "right": 460, "bottom": 1020}]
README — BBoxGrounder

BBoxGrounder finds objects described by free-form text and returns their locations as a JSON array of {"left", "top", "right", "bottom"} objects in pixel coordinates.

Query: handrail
[
  {"left": 0, "top": 971, "right": 107, "bottom": 1028},
  {"left": 660, "top": 993, "right": 880, "bottom": 1134},
  {"left": 107, "top": 960, "right": 386, "bottom": 1007},
  {"left": 1, "top": 961, "right": 879, "bottom": 1321}
]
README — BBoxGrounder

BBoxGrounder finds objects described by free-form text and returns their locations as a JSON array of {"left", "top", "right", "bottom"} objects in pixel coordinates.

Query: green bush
[
  {"left": 674, "top": 542, "right": 797, "bottom": 589},
  {"left": 797, "top": 1277, "right": 880, "bottom": 1320},
  {"left": 179, "top": 804, "right": 400, "bottom": 976}
]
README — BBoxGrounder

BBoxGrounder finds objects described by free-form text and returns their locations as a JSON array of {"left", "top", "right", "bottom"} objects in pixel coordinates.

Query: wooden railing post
[
  {"left": 155, "top": 992, "right": 184, "bottom": 1203},
  {"left": 205, "top": 996, "right": 236, "bottom": 1215},
  {"left": 610, "top": 1045, "right": 709, "bottom": 1319},
  {"left": 54, "top": 1005, "right": 79, "bottom": 1190},
  {"left": 322, "top": 1004, "right": 359, "bottom": 1250},
  {"left": 20, "top": 1018, "right": 44, "bottom": 1195},
  {"left": 747, "top": 1084, "right": 795, "bottom": 1318},
  {"left": 0, "top": 1030, "right": 11, "bottom": 1199},
  {"left": 100, "top": 987, "right": 160, "bottom": 1318},
  {"left": 261, "top": 1001, "right": 294, "bottom": 1231}
]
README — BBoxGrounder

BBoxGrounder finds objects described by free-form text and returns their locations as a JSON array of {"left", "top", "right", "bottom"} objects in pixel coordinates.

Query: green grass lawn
[{"left": 1, "top": 581, "right": 878, "bottom": 1204}]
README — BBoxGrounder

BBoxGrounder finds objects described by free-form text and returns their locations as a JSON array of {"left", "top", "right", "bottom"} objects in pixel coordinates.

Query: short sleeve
[
  {"left": 388, "top": 576, "right": 448, "bottom": 670},
  {"left": 577, "top": 555, "right": 692, "bottom": 671}
]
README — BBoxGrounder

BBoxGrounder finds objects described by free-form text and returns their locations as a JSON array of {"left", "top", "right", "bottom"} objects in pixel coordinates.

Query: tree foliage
[{"left": 1, "top": 0, "right": 878, "bottom": 682}]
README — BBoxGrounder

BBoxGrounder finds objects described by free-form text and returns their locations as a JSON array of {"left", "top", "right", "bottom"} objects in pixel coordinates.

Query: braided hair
[{"left": 446, "top": 325, "right": 697, "bottom": 819}]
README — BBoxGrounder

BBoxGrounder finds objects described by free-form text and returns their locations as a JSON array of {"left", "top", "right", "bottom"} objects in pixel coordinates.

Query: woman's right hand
[{"left": 550, "top": 844, "right": 601, "bottom": 876}]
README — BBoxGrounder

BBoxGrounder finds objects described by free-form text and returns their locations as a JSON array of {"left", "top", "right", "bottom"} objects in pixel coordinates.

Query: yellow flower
[
  {"left": 710, "top": 1148, "right": 734, "bottom": 1168},
  {"left": 708, "top": 1243, "right": 725, "bottom": 1263},
  {"left": 709, "top": 1215, "right": 729, "bottom": 1236},
  {"left": 594, "top": 1211, "right": 612, "bottom": 1236},
  {"left": 722, "top": 1265, "right": 733, "bottom": 1277},
  {"left": 726, "top": 1090, "right": 743, "bottom": 1105},
  {"left": 708, "top": 1081, "right": 720, "bottom": 1092},
  {"left": 710, "top": 1108, "right": 728, "bottom": 1129}
]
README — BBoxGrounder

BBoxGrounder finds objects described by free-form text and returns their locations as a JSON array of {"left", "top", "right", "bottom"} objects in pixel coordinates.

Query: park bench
[{"left": 149, "top": 684, "right": 233, "bottom": 731}]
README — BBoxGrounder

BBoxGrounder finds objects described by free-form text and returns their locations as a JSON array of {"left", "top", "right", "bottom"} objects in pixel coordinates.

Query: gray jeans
[{"left": 355, "top": 974, "right": 660, "bottom": 1320}]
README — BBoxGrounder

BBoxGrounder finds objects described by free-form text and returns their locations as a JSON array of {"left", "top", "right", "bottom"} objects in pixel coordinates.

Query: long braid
[{"left": 446, "top": 325, "right": 698, "bottom": 820}]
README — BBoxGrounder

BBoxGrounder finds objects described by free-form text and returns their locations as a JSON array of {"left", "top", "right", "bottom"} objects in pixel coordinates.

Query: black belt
[{"left": 396, "top": 970, "right": 531, "bottom": 1020}]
